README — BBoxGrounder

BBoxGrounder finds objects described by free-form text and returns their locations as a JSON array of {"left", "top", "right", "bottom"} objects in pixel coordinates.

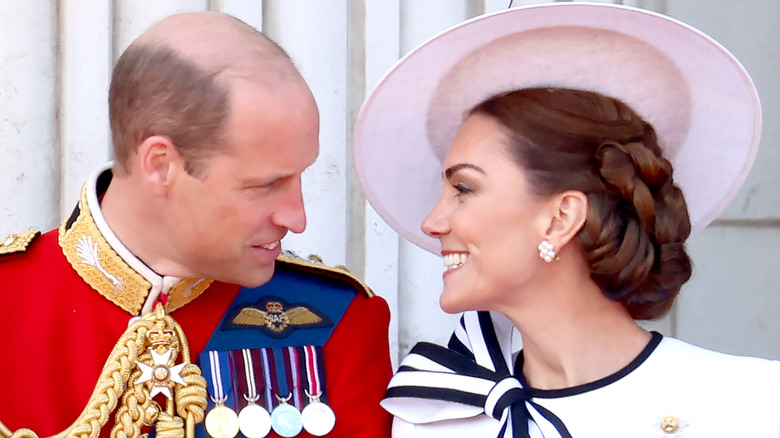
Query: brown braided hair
[{"left": 471, "top": 88, "right": 692, "bottom": 319}]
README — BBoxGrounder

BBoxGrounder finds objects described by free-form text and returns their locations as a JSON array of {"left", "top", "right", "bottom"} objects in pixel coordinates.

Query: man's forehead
[{"left": 219, "top": 79, "right": 318, "bottom": 150}]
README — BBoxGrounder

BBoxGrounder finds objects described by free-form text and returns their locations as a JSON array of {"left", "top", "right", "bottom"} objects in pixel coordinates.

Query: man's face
[{"left": 164, "top": 80, "right": 319, "bottom": 286}]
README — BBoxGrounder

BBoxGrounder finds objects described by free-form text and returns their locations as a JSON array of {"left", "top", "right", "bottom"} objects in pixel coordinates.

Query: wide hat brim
[{"left": 353, "top": 2, "right": 761, "bottom": 255}]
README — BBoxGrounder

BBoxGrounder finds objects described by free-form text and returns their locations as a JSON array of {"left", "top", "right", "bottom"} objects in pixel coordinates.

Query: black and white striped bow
[{"left": 381, "top": 311, "right": 572, "bottom": 438}]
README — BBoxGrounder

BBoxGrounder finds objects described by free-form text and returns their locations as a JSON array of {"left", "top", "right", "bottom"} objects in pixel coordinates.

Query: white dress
[{"left": 383, "top": 311, "right": 780, "bottom": 438}]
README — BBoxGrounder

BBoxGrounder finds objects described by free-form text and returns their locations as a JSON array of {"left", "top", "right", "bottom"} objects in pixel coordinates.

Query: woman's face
[{"left": 422, "top": 113, "right": 554, "bottom": 314}]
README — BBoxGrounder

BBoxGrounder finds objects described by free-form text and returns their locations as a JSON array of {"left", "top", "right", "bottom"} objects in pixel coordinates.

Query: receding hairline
[
  {"left": 109, "top": 12, "right": 315, "bottom": 176},
  {"left": 131, "top": 12, "right": 302, "bottom": 89}
]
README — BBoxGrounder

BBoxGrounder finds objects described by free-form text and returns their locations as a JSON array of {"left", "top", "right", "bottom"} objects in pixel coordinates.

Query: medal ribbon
[
  {"left": 302, "top": 345, "right": 327, "bottom": 401},
  {"left": 382, "top": 311, "right": 573, "bottom": 438},
  {"left": 283, "top": 346, "right": 304, "bottom": 409},
  {"left": 230, "top": 349, "right": 265, "bottom": 410},
  {"left": 229, "top": 350, "right": 247, "bottom": 410},
  {"left": 260, "top": 348, "right": 275, "bottom": 410},
  {"left": 203, "top": 350, "right": 234, "bottom": 408},
  {"left": 267, "top": 348, "right": 296, "bottom": 408},
  {"left": 242, "top": 349, "right": 260, "bottom": 401}
]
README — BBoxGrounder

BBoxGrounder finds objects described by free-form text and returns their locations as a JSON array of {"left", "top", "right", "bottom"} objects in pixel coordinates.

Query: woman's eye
[{"left": 454, "top": 182, "right": 473, "bottom": 196}]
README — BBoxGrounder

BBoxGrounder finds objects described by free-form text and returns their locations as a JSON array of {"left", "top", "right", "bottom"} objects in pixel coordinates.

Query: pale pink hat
[{"left": 353, "top": 2, "right": 761, "bottom": 255}]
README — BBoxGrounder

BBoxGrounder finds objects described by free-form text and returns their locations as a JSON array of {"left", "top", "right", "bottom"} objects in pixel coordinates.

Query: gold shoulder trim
[
  {"left": 276, "top": 254, "right": 375, "bottom": 298},
  {"left": 59, "top": 185, "right": 152, "bottom": 314},
  {"left": 57, "top": 183, "right": 213, "bottom": 316},
  {"left": 0, "top": 230, "right": 41, "bottom": 255}
]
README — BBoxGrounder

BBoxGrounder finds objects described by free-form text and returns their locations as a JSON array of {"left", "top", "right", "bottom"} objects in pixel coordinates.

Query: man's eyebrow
[{"left": 444, "top": 163, "right": 485, "bottom": 179}]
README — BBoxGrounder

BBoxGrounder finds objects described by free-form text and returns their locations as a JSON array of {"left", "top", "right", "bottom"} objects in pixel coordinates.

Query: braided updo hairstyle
[{"left": 471, "top": 87, "right": 692, "bottom": 319}]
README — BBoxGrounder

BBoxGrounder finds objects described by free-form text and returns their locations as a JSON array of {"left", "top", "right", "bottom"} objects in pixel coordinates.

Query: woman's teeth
[{"left": 444, "top": 253, "right": 468, "bottom": 270}]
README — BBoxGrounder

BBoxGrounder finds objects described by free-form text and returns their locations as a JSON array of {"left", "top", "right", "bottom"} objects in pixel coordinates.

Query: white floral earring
[{"left": 537, "top": 240, "right": 558, "bottom": 263}]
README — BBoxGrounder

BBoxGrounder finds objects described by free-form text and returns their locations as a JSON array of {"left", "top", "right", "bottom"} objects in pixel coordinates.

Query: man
[{"left": 0, "top": 12, "right": 392, "bottom": 438}]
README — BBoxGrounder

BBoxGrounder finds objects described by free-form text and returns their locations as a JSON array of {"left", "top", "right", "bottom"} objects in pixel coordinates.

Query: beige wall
[{"left": 1, "top": 0, "right": 778, "bottom": 364}]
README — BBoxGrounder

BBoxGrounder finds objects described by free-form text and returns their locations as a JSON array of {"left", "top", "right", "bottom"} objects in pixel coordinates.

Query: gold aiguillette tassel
[{"left": 0, "top": 304, "right": 207, "bottom": 438}]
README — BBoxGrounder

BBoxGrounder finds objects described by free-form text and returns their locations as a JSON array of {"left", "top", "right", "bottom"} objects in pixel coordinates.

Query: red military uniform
[{"left": 0, "top": 168, "right": 393, "bottom": 438}]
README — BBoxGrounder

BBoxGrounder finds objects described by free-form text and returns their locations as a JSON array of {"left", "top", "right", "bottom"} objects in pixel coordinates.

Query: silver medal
[
  {"left": 271, "top": 395, "right": 303, "bottom": 437},
  {"left": 301, "top": 400, "right": 336, "bottom": 436},
  {"left": 238, "top": 402, "right": 272, "bottom": 438}
]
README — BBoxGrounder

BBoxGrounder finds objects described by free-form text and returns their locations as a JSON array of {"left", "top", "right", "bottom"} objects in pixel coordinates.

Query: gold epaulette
[
  {"left": 277, "top": 253, "right": 375, "bottom": 298},
  {"left": 0, "top": 230, "right": 40, "bottom": 256}
]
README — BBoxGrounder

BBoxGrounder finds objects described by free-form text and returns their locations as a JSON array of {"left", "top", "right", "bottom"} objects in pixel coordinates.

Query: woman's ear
[
  {"left": 136, "top": 135, "right": 181, "bottom": 197},
  {"left": 542, "top": 190, "right": 588, "bottom": 248}
]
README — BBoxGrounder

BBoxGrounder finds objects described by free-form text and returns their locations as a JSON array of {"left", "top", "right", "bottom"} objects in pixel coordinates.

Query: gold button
[{"left": 660, "top": 415, "right": 679, "bottom": 433}]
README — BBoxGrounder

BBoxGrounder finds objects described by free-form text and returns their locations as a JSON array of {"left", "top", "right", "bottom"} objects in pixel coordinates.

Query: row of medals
[{"left": 205, "top": 392, "right": 336, "bottom": 438}]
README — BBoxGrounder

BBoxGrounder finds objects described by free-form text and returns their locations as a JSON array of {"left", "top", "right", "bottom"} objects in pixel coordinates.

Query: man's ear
[
  {"left": 136, "top": 135, "right": 181, "bottom": 197},
  {"left": 540, "top": 190, "right": 588, "bottom": 249}
]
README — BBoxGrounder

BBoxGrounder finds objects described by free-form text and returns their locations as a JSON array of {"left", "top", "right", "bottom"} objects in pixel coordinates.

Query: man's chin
[
  {"left": 199, "top": 258, "right": 277, "bottom": 287},
  {"left": 232, "top": 264, "right": 276, "bottom": 288}
]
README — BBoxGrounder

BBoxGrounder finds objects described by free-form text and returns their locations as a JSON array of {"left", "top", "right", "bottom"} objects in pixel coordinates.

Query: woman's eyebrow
[{"left": 444, "top": 163, "right": 485, "bottom": 179}]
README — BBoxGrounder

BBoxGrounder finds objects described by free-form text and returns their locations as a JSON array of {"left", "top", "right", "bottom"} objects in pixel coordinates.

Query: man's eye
[{"left": 247, "top": 178, "right": 284, "bottom": 191}]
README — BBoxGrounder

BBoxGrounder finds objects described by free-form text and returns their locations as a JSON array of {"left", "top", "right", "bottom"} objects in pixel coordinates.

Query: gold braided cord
[
  {"left": 111, "top": 366, "right": 152, "bottom": 438},
  {"left": 155, "top": 414, "right": 184, "bottom": 438},
  {"left": 175, "top": 365, "right": 208, "bottom": 424},
  {"left": 171, "top": 323, "right": 207, "bottom": 438},
  {"left": 0, "top": 305, "right": 207, "bottom": 438}
]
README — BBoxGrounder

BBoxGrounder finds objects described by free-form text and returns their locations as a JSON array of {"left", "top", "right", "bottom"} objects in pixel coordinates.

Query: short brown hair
[
  {"left": 472, "top": 88, "right": 692, "bottom": 319},
  {"left": 109, "top": 44, "right": 230, "bottom": 177}
]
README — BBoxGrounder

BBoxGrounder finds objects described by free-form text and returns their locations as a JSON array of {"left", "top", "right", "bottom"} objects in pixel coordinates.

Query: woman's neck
[{"left": 501, "top": 278, "right": 651, "bottom": 390}]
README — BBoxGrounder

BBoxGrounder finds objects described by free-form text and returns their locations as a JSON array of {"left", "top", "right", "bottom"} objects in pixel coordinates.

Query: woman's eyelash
[{"left": 454, "top": 182, "right": 473, "bottom": 194}]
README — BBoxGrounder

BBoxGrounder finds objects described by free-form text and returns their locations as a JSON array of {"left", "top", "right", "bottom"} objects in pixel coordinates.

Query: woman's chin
[{"left": 439, "top": 293, "right": 469, "bottom": 314}]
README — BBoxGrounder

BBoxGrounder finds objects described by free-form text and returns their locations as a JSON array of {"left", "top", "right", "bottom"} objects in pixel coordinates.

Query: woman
[{"left": 353, "top": 3, "right": 780, "bottom": 437}]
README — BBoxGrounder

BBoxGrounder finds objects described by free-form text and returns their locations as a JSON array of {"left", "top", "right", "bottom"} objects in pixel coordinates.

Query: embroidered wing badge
[{"left": 227, "top": 296, "right": 332, "bottom": 338}]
